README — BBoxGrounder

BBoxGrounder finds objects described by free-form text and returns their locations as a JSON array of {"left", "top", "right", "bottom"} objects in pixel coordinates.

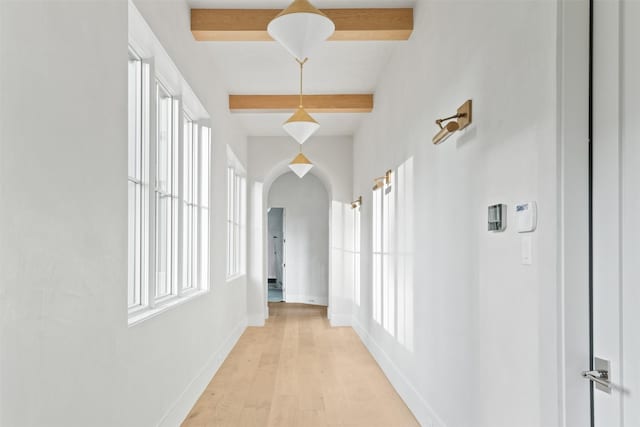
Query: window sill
[
  {"left": 127, "top": 289, "right": 209, "bottom": 327},
  {"left": 226, "top": 273, "right": 246, "bottom": 283}
]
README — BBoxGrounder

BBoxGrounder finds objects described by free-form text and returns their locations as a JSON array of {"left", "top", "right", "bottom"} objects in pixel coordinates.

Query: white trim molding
[
  {"left": 329, "top": 313, "right": 352, "bottom": 327},
  {"left": 285, "top": 294, "right": 328, "bottom": 306},
  {"left": 352, "top": 317, "right": 447, "bottom": 427},
  {"left": 158, "top": 317, "right": 248, "bottom": 427},
  {"left": 247, "top": 314, "right": 265, "bottom": 327}
]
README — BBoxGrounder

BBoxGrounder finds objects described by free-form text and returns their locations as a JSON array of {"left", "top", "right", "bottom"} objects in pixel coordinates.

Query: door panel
[
  {"left": 621, "top": 1, "right": 640, "bottom": 425},
  {"left": 592, "top": 0, "right": 640, "bottom": 425}
]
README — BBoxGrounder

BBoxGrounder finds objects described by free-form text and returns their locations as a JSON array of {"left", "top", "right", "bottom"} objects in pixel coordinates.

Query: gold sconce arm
[
  {"left": 351, "top": 196, "right": 363, "bottom": 209},
  {"left": 432, "top": 99, "right": 472, "bottom": 145},
  {"left": 372, "top": 169, "right": 392, "bottom": 191}
]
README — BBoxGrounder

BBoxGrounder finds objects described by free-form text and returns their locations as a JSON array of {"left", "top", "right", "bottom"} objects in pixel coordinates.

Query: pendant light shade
[
  {"left": 289, "top": 152, "right": 314, "bottom": 178},
  {"left": 267, "top": 0, "right": 335, "bottom": 61},
  {"left": 283, "top": 108, "right": 320, "bottom": 144}
]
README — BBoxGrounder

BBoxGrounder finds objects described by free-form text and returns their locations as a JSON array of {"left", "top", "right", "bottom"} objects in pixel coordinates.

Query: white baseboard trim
[
  {"left": 285, "top": 294, "right": 328, "bottom": 306},
  {"left": 352, "top": 318, "right": 447, "bottom": 427},
  {"left": 329, "top": 313, "right": 352, "bottom": 327},
  {"left": 247, "top": 313, "right": 265, "bottom": 326},
  {"left": 158, "top": 316, "right": 248, "bottom": 427}
]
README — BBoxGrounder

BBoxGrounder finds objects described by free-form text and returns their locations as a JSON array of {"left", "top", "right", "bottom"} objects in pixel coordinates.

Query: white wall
[
  {"left": 269, "top": 173, "right": 329, "bottom": 305},
  {"left": 0, "top": 1, "right": 248, "bottom": 426},
  {"left": 351, "top": 1, "right": 563, "bottom": 427},
  {"left": 247, "top": 136, "right": 353, "bottom": 325}
]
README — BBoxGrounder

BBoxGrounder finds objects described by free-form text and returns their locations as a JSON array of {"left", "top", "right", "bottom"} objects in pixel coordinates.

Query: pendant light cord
[{"left": 297, "top": 58, "right": 308, "bottom": 108}]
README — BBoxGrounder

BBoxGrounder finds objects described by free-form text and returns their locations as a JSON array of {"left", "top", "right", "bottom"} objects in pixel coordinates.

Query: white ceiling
[{"left": 188, "top": 0, "right": 416, "bottom": 136}]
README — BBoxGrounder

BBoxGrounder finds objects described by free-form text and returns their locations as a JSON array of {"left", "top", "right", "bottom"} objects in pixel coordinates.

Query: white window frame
[
  {"left": 226, "top": 148, "right": 246, "bottom": 280},
  {"left": 372, "top": 186, "right": 383, "bottom": 324},
  {"left": 154, "top": 80, "right": 180, "bottom": 303},
  {"left": 127, "top": 48, "right": 148, "bottom": 313},
  {"left": 199, "top": 126, "right": 211, "bottom": 289},
  {"left": 181, "top": 114, "right": 211, "bottom": 295},
  {"left": 128, "top": 2, "right": 212, "bottom": 325},
  {"left": 182, "top": 113, "right": 198, "bottom": 293},
  {"left": 372, "top": 176, "right": 395, "bottom": 332},
  {"left": 353, "top": 207, "right": 361, "bottom": 307}
]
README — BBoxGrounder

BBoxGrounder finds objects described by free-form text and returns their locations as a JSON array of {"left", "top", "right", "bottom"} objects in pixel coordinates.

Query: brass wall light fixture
[
  {"left": 351, "top": 196, "right": 362, "bottom": 209},
  {"left": 372, "top": 170, "right": 392, "bottom": 191},
  {"left": 432, "top": 99, "right": 473, "bottom": 145}
]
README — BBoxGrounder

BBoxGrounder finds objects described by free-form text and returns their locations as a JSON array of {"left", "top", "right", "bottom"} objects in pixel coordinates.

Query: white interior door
[
  {"left": 282, "top": 208, "right": 286, "bottom": 302},
  {"left": 591, "top": 0, "right": 640, "bottom": 424}
]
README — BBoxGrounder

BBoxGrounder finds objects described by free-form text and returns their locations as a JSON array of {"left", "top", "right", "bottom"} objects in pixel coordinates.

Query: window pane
[
  {"left": 183, "top": 202, "right": 192, "bottom": 289},
  {"left": 183, "top": 117, "right": 196, "bottom": 290},
  {"left": 354, "top": 209, "right": 361, "bottom": 306},
  {"left": 227, "top": 219, "right": 234, "bottom": 276},
  {"left": 240, "top": 177, "right": 246, "bottom": 273},
  {"left": 128, "top": 180, "right": 140, "bottom": 307},
  {"left": 128, "top": 58, "right": 142, "bottom": 180},
  {"left": 227, "top": 168, "right": 234, "bottom": 224},
  {"left": 201, "top": 206, "right": 209, "bottom": 287},
  {"left": 227, "top": 167, "right": 235, "bottom": 277},
  {"left": 155, "top": 82, "right": 177, "bottom": 299},
  {"left": 127, "top": 53, "right": 143, "bottom": 310},
  {"left": 157, "top": 85, "right": 172, "bottom": 193},
  {"left": 191, "top": 203, "right": 198, "bottom": 287},
  {"left": 226, "top": 163, "right": 245, "bottom": 278},
  {"left": 156, "top": 193, "right": 171, "bottom": 297},
  {"left": 200, "top": 128, "right": 210, "bottom": 208}
]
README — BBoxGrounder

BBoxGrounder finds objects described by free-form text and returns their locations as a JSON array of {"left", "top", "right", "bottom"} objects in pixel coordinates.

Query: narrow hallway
[{"left": 183, "top": 304, "right": 418, "bottom": 427}]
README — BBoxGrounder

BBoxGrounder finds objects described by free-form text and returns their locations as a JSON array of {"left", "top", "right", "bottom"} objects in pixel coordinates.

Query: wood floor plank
[{"left": 182, "top": 303, "right": 418, "bottom": 427}]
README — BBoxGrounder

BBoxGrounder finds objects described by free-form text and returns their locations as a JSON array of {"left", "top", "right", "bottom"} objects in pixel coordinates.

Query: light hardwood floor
[{"left": 182, "top": 303, "right": 419, "bottom": 427}]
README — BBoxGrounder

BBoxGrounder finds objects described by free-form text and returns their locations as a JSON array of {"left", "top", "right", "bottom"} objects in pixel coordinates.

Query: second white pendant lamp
[
  {"left": 267, "top": 0, "right": 335, "bottom": 61},
  {"left": 283, "top": 58, "right": 319, "bottom": 144},
  {"left": 289, "top": 151, "right": 314, "bottom": 178}
]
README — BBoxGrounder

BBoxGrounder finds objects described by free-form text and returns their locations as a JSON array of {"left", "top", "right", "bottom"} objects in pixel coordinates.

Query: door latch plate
[{"left": 594, "top": 357, "right": 611, "bottom": 393}]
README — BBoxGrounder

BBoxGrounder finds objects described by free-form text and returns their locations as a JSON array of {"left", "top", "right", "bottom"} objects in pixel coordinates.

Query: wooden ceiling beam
[
  {"left": 229, "top": 94, "right": 374, "bottom": 113},
  {"left": 192, "top": 8, "right": 413, "bottom": 41}
]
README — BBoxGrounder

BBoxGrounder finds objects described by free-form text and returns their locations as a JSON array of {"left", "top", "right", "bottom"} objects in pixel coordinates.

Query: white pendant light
[
  {"left": 288, "top": 150, "right": 314, "bottom": 178},
  {"left": 283, "top": 58, "right": 319, "bottom": 144},
  {"left": 283, "top": 108, "right": 319, "bottom": 144},
  {"left": 267, "top": 0, "right": 335, "bottom": 61}
]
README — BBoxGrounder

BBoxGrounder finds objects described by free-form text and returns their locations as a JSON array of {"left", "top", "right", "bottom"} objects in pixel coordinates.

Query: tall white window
[
  {"left": 155, "top": 82, "right": 179, "bottom": 300},
  {"left": 126, "top": 43, "right": 211, "bottom": 323},
  {"left": 372, "top": 175, "right": 395, "bottom": 333},
  {"left": 199, "top": 127, "right": 211, "bottom": 287},
  {"left": 183, "top": 115, "right": 198, "bottom": 291},
  {"left": 372, "top": 188, "right": 383, "bottom": 324},
  {"left": 354, "top": 207, "right": 361, "bottom": 306},
  {"left": 226, "top": 154, "right": 246, "bottom": 279},
  {"left": 128, "top": 50, "right": 147, "bottom": 310},
  {"left": 183, "top": 117, "right": 211, "bottom": 291}
]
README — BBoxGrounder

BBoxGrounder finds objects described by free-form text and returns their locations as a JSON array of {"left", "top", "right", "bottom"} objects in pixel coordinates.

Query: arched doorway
[{"left": 266, "top": 172, "right": 330, "bottom": 308}]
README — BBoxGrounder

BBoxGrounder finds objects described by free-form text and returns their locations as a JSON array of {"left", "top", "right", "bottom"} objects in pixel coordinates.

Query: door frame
[
  {"left": 558, "top": 0, "right": 592, "bottom": 425},
  {"left": 590, "top": 0, "right": 632, "bottom": 424},
  {"left": 281, "top": 208, "right": 287, "bottom": 301},
  {"left": 266, "top": 207, "right": 286, "bottom": 303}
]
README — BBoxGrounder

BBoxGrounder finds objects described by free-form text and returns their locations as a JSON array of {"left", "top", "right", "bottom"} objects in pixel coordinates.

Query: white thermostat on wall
[{"left": 515, "top": 201, "right": 537, "bottom": 233}]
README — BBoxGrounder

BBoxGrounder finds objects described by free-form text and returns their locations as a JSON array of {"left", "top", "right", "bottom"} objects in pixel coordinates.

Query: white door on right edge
[{"left": 591, "top": 0, "right": 640, "bottom": 425}]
